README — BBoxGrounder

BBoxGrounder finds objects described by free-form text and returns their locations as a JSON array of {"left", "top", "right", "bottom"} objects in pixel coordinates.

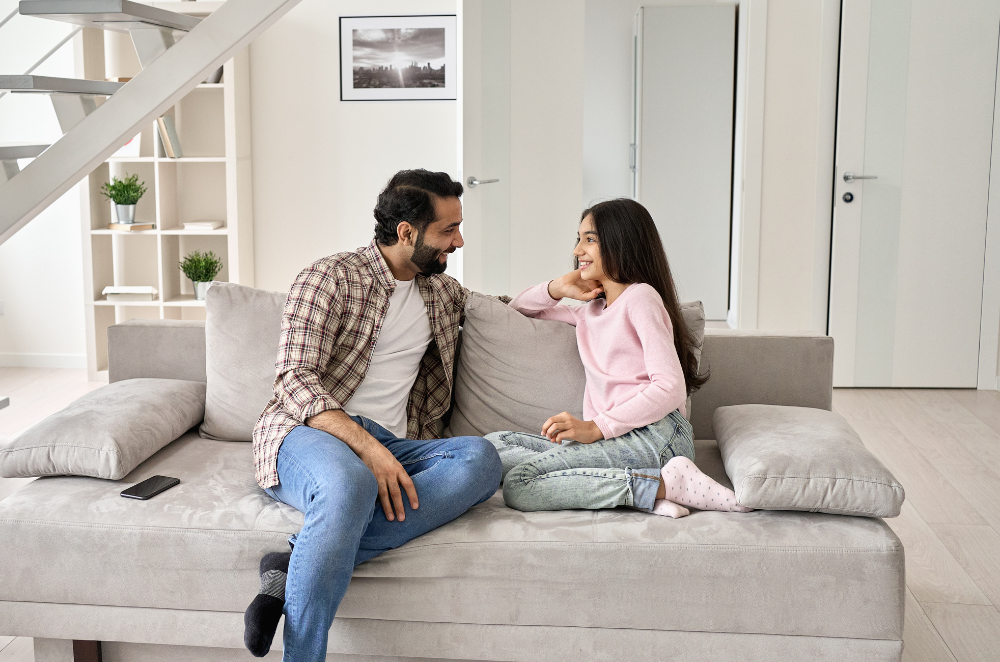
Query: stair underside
[
  {"left": 0, "top": 145, "right": 49, "bottom": 160},
  {"left": 18, "top": 0, "right": 201, "bottom": 32},
  {"left": 0, "top": 75, "right": 124, "bottom": 95}
]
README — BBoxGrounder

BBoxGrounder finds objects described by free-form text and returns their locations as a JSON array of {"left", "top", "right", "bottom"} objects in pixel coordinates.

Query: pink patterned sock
[
  {"left": 660, "top": 456, "right": 753, "bottom": 513},
  {"left": 652, "top": 499, "right": 690, "bottom": 519}
]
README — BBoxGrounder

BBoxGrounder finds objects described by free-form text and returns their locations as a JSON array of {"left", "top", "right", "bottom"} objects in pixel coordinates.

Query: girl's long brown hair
[{"left": 581, "top": 198, "right": 708, "bottom": 395}]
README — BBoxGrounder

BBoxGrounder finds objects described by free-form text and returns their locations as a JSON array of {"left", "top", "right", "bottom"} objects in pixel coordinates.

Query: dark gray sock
[{"left": 244, "top": 551, "right": 290, "bottom": 657}]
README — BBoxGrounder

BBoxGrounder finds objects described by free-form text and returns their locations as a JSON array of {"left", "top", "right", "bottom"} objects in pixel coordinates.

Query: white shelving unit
[{"left": 79, "top": 2, "right": 254, "bottom": 378}]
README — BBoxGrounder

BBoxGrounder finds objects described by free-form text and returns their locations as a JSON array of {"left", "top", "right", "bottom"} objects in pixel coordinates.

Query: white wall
[
  {"left": 0, "top": 15, "right": 87, "bottom": 368},
  {"left": 248, "top": 0, "right": 458, "bottom": 293},
  {"left": 507, "top": 0, "right": 586, "bottom": 292}
]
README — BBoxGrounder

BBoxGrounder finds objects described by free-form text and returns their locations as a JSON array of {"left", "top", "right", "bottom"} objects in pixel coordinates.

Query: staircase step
[
  {"left": 0, "top": 75, "right": 124, "bottom": 96},
  {"left": 18, "top": 0, "right": 201, "bottom": 32},
  {"left": 0, "top": 144, "right": 49, "bottom": 160}
]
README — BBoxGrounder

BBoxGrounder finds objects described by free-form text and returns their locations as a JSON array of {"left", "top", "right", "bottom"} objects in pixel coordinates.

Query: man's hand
[
  {"left": 306, "top": 410, "right": 418, "bottom": 521},
  {"left": 541, "top": 412, "right": 604, "bottom": 444},
  {"left": 547, "top": 270, "right": 604, "bottom": 302},
  {"left": 358, "top": 442, "right": 418, "bottom": 522}
]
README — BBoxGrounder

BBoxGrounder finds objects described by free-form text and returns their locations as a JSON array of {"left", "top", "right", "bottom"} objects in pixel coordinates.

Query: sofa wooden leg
[{"left": 72, "top": 640, "right": 102, "bottom": 662}]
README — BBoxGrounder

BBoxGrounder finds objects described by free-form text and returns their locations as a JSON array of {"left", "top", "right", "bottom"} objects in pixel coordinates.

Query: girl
[{"left": 486, "top": 199, "right": 751, "bottom": 518}]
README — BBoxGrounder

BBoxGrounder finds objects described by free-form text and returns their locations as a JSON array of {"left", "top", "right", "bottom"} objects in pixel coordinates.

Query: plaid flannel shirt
[{"left": 253, "top": 240, "right": 476, "bottom": 489}]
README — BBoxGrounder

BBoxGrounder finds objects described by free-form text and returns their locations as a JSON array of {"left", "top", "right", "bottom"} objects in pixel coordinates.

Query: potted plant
[
  {"left": 100, "top": 173, "right": 147, "bottom": 225},
  {"left": 179, "top": 250, "right": 223, "bottom": 300}
]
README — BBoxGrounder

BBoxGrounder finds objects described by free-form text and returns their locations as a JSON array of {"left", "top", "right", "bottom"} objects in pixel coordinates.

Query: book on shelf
[
  {"left": 182, "top": 220, "right": 225, "bottom": 231},
  {"left": 108, "top": 223, "right": 154, "bottom": 231},
  {"left": 102, "top": 286, "right": 158, "bottom": 302},
  {"left": 156, "top": 116, "right": 183, "bottom": 158}
]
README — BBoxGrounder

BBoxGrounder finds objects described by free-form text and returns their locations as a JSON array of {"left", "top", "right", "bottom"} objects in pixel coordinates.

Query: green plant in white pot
[
  {"left": 100, "top": 173, "right": 147, "bottom": 225},
  {"left": 179, "top": 250, "right": 223, "bottom": 300}
]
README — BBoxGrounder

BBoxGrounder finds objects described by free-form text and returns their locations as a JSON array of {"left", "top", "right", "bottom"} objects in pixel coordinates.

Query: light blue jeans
[
  {"left": 264, "top": 419, "right": 502, "bottom": 662},
  {"left": 485, "top": 410, "right": 694, "bottom": 513}
]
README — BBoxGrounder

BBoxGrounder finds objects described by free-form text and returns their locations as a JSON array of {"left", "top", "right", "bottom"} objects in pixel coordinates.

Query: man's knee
[
  {"left": 309, "top": 460, "right": 378, "bottom": 511},
  {"left": 452, "top": 436, "right": 502, "bottom": 495}
]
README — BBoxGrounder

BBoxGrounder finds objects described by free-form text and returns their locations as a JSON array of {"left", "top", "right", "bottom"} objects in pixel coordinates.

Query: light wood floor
[
  {"left": 1, "top": 369, "right": 999, "bottom": 661},
  {"left": 832, "top": 389, "right": 1000, "bottom": 662}
]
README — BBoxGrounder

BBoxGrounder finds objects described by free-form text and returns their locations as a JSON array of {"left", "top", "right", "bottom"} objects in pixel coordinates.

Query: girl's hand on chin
[
  {"left": 541, "top": 413, "right": 604, "bottom": 444},
  {"left": 548, "top": 271, "right": 604, "bottom": 302}
]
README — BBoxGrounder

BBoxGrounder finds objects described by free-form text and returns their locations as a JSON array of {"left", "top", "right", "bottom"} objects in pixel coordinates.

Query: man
[{"left": 244, "top": 170, "right": 503, "bottom": 661}]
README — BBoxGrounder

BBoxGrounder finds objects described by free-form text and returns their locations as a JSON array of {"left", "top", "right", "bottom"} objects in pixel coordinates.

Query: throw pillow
[
  {"left": 0, "top": 378, "right": 205, "bottom": 480},
  {"left": 714, "top": 404, "right": 905, "bottom": 517},
  {"left": 200, "top": 282, "right": 286, "bottom": 441},
  {"left": 445, "top": 294, "right": 706, "bottom": 438}
]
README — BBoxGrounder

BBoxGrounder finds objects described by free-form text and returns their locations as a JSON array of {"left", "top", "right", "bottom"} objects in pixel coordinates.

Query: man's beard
[{"left": 410, "top": 231, "right": 450, "bottom": 276}]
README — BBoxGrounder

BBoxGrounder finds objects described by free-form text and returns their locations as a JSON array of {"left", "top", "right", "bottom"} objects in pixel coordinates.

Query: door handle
[
  {"left": 843, "top": 171, "right": 877, "bottom": 183},
  {"left": 467, "top": 176, "right": 499, "bottom": 188}
]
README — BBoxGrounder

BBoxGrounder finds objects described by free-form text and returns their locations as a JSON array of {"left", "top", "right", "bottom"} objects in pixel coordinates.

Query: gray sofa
[{"left": 0, "top": 319, "right": 905, "bottom": 662}]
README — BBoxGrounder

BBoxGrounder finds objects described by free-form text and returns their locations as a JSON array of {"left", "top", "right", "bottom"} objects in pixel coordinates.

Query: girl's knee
[
  {"left": 501, "top": 474, "right": 527, "bottom": 511},
  {"left": 484, "top": 431, "right": 505, "bottom": 446}
]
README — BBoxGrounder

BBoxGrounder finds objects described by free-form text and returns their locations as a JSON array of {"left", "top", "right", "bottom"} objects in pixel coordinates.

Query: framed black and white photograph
[{"left": 340, "top": 15, "right": 457, "bottom": 101}]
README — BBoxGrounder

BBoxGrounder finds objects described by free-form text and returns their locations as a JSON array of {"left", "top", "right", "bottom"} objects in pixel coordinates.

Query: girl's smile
[{"left": 574, "top": 214, "right": 604, "bottom": 282}]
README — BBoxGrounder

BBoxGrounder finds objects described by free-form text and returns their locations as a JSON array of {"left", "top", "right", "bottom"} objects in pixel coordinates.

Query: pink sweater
[{"left": 510, "top": 282, "right": 687, "bottom": 440}]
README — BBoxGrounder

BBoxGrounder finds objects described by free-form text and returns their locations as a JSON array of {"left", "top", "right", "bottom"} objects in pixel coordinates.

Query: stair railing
[
  {"left": 0, "top": 7, "right": 18, "bottom": 29},
  {"left": 0, "top": 25, "right": 82, "bottom": 102}
]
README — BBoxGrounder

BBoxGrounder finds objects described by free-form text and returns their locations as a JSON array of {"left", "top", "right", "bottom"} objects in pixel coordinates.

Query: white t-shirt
[{"left": 343, "top": 278, "right": 432, "bottom": 438}]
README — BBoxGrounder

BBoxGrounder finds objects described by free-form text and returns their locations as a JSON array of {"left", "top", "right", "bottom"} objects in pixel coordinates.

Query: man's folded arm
[{"left": 272, "top": 265, "right": 345, "bottom": 423}]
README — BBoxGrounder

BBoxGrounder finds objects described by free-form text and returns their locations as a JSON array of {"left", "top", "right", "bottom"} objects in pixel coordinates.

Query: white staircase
[
  {"left": 0, "top": 75, "right": 125, "bottom": 132},
  {"left": 0, "top": 0, "right": 302, "bottom": 245},
  {"left": 0, "top": 144, "right": 48, "bottom": 184},
  {"left": 19, "top": 0, "right": 202, "bottom": 65}
]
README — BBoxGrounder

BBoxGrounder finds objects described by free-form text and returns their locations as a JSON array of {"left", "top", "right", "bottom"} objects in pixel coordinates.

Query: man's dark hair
[{"left": 373, "top": 169, "right": 463, "bottom": 246}]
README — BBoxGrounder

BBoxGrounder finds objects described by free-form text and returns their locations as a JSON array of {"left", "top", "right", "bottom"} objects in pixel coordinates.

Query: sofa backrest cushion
[
  {"left": 689, "top": 331, "right": 834, "bottom": 439},
  {"left": 0, "top": 378, "right": 205, "bottom": 480},
  {"left": 445, "top": 294, "right": 705, "bottom": 438},
  {"left": 200, "top": 282, "right": 286, "bottom": 442}
]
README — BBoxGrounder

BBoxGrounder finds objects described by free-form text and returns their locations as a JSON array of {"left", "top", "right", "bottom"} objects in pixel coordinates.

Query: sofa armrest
[
  {"left": 108, "top": 319, "right": 207, "bottom": 384},
  {"left": 689, "top": 329, "right": 833, "bottom": 439}
]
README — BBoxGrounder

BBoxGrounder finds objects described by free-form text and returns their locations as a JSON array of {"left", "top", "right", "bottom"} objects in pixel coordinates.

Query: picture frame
[{"left": 339, "top": 15, "right": 457, "bottom": 101}]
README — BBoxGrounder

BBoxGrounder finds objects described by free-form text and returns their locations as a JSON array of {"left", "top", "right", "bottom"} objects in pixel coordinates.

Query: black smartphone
[{"left": 121, "top": 475, "right": 180, "bottom": 500}]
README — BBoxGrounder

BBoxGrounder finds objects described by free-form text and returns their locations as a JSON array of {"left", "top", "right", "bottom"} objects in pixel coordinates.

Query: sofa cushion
[
  {"left": 0, "top": 379, "right": 204, "bottom": 480},
  {"left": 200, "top": 282, "right": 286, "bottom": 441},
  {"left": 714, "top": 404, "right": 905, "bottom": 517},
  {"left": 446, "top": 294, "right": 705, "bottom": 438},
  {"left": 0, "top": 435, "right": 902, "bottom": 641}
]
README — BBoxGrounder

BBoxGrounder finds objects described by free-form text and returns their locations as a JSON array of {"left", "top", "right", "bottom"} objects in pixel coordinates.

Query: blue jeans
[
  {"left": 486, "top": 410, "right": 694, "bottom": 512},
  {"left": 264, "top": 418, "right": 502, "bottom": 662}
]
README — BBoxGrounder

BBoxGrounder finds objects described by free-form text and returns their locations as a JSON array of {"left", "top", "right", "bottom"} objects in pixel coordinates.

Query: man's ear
[{"left": 397, "top": 221, "right": 415, "bottom": 246}]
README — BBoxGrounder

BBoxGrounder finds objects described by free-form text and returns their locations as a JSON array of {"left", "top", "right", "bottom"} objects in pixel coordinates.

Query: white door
[
  {"left": 633, "top": 4, "right": 735, "bottom": 321},
  {"left": 829, "top": 0, "right": 1000, "bottom": 387},
  {"left": 457, "top": 0, "right": 511, "bottom": 296}
]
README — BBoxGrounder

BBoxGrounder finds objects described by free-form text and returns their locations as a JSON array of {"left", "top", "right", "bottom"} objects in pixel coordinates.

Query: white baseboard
[{"left": 0, "top": 352, "right": 87, "bottom": 369}]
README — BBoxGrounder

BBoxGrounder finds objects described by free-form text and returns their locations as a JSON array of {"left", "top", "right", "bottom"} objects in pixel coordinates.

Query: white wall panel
[{"left": 249, "top": 0, "right": 458, "bottom": 293}]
